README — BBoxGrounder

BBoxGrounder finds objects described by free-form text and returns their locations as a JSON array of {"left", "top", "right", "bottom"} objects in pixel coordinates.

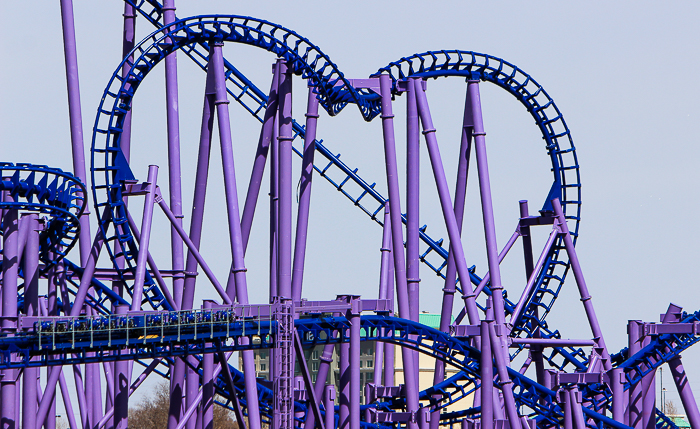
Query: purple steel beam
[
  {"left": 58, "top": 369, "right": 78, "bottom": 429},
  {"left": 181, "top": 62, "right": 216, "bottom": 312},
  {"left": 306, "top": 342, "right": 335, "bottom": 429},
  {"left": 562, "top": 388, "right": 573, "bottom": 429},
  {"left": 378, "top": 74, "right": 420, "bottom": 428},
  {"left": 480, "top": 320, "right": 493, "bottom": 429},
  {"left": 124, "top": 210, "right": 177, "bottom": 309},
  {"left": 610, "top": 368, "right": 625, "bottom": 423},
  {"left": 162, "top": 0, "right": 186, "bottom": 325},
  {"left": 374, "top": 205, "right": 392, "bottom": 384},
  {"left": 627, "top": 320, "right": 642, "bottom": 428},
  {"left": 291, "top": 85, "right": 320, "bottom": 302},
  {"left": 202, "top": 301, "right": 215, "bottom": 429},
  {"left": 59, "top": 0, "right": 91, "bottom": 264},
  {"left": 270, "top": 105, "right": 280, "bottom": 307},
  {"left": 488, "top": 322, "right": 522, "bottom": 429},
  {"left": 509, "top": 228, "right": 559, "bottom": 324},
  {"left": 241, "top": 64, "right": 280, "bottom": 250},
  {"left": 569, "top": 388, "right": 586, "bottom": 429},
  {"left": 552, "top": 198, "right": 611, "bottom": 370},
  {"left": 339, "top": 339, "right": 350, "bottom": 429},
  {"left": 156, "top": 196, "right": 231, "bottom": 304},
  {"left": 293, "top": 333, "right": 325, "bottom": 429},
  {"left": 325, "top": 386, "right": 336, "bottom": 429},
  {"left": 465, "top": 80, "right": 506, "bottom": 328},
  {"left": 22, "top": 215, "right": 39, "bottom": 429},
  {"left": 2, "top": 205, "right": 18, "bottom": 428},
  {"left": 668, "top": 356, "right": 700, "bottom": 429},
  {"left": 95, "top": 359, "right": 164, "bottom": 429},
  {"left": 210, "top": 42, "right": 261, "bottom": 429},
  {"left": 131, "top": 165, "right": 159, "bottom": 310},
  {"left": 114, "top": 305, "right": 130, "bottom": 429},
  {"left": 413, "top": 79, "right": 480, "bottom": 325},
  {"left": 349, "top": 302, "right": 361, "bottom": 429},
  {"left": 431, "top": 82, "right": 473, "bottom": 429},
  {"left": 406, "top": 77, "right": 421, "bottom": 325},
  {"left": 277, "top": 60, "right": 293, "bottom": 300},
  {"left": 641, "top": 336, "right": 655, "bottom": 429}
]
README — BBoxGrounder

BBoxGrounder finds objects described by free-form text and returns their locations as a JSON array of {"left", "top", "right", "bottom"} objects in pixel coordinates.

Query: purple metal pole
[
  {"left": 277, "top": 60, "right": 293, "bottom": 300},
  {"left": 349, "top": 303, "right": 361, "bottom": 429},
  {"left": 59, "top": 0, "right": 91, "bottom": 265},
  {"left": 378, "top": 74, "right": 420, "bottom": 427},
  {"left": 569, "top": 387, "right": 586, "bottom": 429},
  {"left": 562, "top": 389, "right": 573, "bottom": 429},
  {"left": 210, "top": 42, "right": 261, "bottom": 429},
  {"left": 627, "top": 320, "right": 643, "bottom": 429},
  {"left": 22, "top": 215, "right": 39, "bottom": 429},
  {"left": 114, "top": 305, "right": 130, "bottom": 429},
  {"left": 610, "top": 368, "right": 625, "bottom": 423},
  {"left": 270, "top": 109, "right": 279, "bottom": 306},
  {"left": 58, "top": 371, "right": 78, "bottom": 429},
  {"left": 325, "top": 386, "right": 336, "bottom": 429},
  {"left": 162, "top": 0, "right": 186, "bottom": 323},
  {"left": 552, "top": 198, "right": 611, "bottom": 369},
  {"left": 641, "top": 336, "right": 655, "bottom": 429},
  {"left": 465, "top": 80, "right": 506, "bottom": 328},
  {"left": 339, "top": 340, "right": 350, "bottom": 429},
  {"left": 374, "top": 205, "right": 392, "bottom": 383},
  {"left": 306, "top": 342, "right": 335, "bottom": 429},
  {"left": 291, "top": 85, "right": 320, "bottom": 302},
  {"left": 480, "top": 320, "right": 493, "bottom": 429},
  {"left": 488, "top": 322, "right": 522, "bottom": 429},
  {"left": 241, "top": 64, "right": 280, "bottom": 250},
  {"left": 202, "top": 301, "right": 215, "bottom": 429},
  {"left": 668, "top": 356, "right": 700, "bottom": 429},
  {"left": 406, "top": 77, "right": 421, "bottom": 326},
  {"left": 509, "top": 229, "right": 560, "bottom": 324},
  {"left": 131, "top": 165, "right": 158, "bottom": 310},
  {"left": 430, "top": 82, "right": 473, "bottom": 429},
  {"left": 413, "top": 79, "right": 480, "bottom": 325},
  {"left": 181, "top": 63, "right": 216, "bottom": 312},
  {"left": 1, "top": 206, "right": 18, "bottom": 429}
]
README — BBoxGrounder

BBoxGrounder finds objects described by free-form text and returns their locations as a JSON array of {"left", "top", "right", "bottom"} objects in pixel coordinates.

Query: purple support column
[
  {"left": 114, "top": 305, "right": 130, "bottom": 429},
  {"left": 22, "top": 215, "right": 39, "bottom": 429},
  {"left": 406, "top": 79, "right": 421, "bottom": 377},
  {"left": 641, "top": 336, "right": 655, "bottom": 429},
  {"left": 276, "top": 60, "right": 293, "bottom": 300},
  {"left": 59, "top": 0, "right": 91, "bottom": 264},
  {"left": 325, "top": 386, "right": 336, "bottom": 429},
  {"left": 668, "top": 356, "right": 700, "bottom": 429},
  {"left": 131, "top": 165, "right": 158, "bottom": 310},
  {"left": 202, "top": 302, "right": 215, "bottom": 429},
  {"left": 627, "top": 320, "right": 643, "bottom": 428},
  {"left": 610, "top": 368, "right": 625, "bottom": 423},
  {"left": 291, "top": 85, "right": 320, "bottom": 302},
  {"left": 162, "top": 0, "right": 186, "bottom": 317},
  {"left": 270, "top": 108, "right": 279, "bottom": 306},
  {"left": 1, "top": 206, "right": 18, "bottom": 429},
  {"left": 374, "top": 205, "right": 392, "bottom": 383},
  {"left": 339, "top": 340, "right": 350, "bottom": 429},
  {"left": 480, "top": 320, "right": 493, "bottom": 429},
  {"left": 569, "top": 387, "right": 586, "bottom": 429},
  {"left": 488, "top": 322, "right": 522, "bottom": 429},
  {"left": 414, "top": 80, "right": 480, "bottom": 326},
  {"left": 306, "top": 342, "right": 335, "bottom": 429},
  {"left": 464, "top": 80, "right": 506, "bottom": 328},
  {"left": 431, "top": 81, "right": 473, "bottom": 429},
  {"left": 378, "top": 74, "right": 420, "bottom": 428},
  {"left": 349, "top": 302, "right": 361, "bottom": 429},
  {"left": 210, "top": 42, "right": 262, "bottom": 429},
  {"left": 562, "top": 389, "right": 573, "bottom": 429},
  {"left": 241, "top": 64, "right": 280, "bottom": 250},
  {"left": 552, "top": 198, "right": 611, "bottom": 369}
]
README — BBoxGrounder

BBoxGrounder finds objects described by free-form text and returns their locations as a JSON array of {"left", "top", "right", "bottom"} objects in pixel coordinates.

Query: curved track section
[{"left": 0, "top": 163, "right": 86, "bottom": 266}]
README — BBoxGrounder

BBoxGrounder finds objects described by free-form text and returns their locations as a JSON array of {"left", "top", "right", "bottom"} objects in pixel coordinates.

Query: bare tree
[
  {"left": 665, "top": 400, "right": 679, "bottom": 416},
  {"left": 129, "top": 381, "right": 239, "bottom": 429}
]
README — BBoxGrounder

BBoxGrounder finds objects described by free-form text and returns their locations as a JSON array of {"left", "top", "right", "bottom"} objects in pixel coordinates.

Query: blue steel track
[{"left": 0, "top": 4, "right": 689, "bottom": 429}]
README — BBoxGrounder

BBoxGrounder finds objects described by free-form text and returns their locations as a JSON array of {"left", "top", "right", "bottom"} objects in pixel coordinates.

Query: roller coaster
[{"left": 1, "top": 2, "right": 698, "bottom": 429}]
